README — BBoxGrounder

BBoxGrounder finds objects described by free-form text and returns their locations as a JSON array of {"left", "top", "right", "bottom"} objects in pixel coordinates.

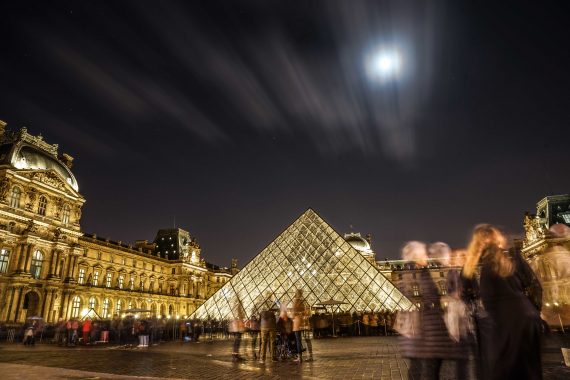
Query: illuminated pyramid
[{"left": 192, "top": 209, "right": 412, "bottom": 320}]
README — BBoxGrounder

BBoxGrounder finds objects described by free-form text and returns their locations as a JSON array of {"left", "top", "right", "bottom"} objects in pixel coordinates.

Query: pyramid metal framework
[{"left": 192, "top": 209, "right": 412, "bottom": 320}]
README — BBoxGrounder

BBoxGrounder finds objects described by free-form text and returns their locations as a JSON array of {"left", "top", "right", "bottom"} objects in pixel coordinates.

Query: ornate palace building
[
  {"left": 0, "top": 122, "right": 234, "bottom": 323},
  {"left": 521, "top": 194, "right": 570, "bottom": 326}
]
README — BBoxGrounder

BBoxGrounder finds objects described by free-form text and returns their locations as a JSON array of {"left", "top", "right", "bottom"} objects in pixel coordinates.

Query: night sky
[{"left": 1, "top": 1, "right": 568, "bottom": 266}]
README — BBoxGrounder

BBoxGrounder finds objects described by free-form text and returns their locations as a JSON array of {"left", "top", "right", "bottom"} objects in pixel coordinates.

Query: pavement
[{"left": 0, "top": 335, "right": 569, "bottom": 379}]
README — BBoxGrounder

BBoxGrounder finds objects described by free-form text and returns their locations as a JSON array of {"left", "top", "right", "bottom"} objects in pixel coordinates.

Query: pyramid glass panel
[{"left": 191, "top": 209, "right": 412, "bottom": 320}]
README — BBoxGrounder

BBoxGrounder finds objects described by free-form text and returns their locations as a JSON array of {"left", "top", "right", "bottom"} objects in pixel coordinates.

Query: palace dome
[
  {"left": 0, "top": 129, "right": 79, "bottom": 191},
  {"left": 344, "top": 232, "right": 371, "bottom": 252}
]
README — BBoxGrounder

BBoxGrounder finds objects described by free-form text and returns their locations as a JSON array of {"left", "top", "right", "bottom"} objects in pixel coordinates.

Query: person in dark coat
[
  {"left": 462, "top": 224, "right": 542, "bottom": 380},
  {"left": 398, "top": 241, "right": 467, "bottom": 380}
]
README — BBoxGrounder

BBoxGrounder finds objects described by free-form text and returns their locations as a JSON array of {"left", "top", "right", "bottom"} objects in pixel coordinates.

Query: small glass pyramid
[{"left": 192, "top": 208, "right": 412, "bottom": 320}]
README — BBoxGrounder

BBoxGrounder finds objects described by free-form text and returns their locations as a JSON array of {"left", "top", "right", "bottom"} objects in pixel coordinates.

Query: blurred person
[
  {"left": 398, "top": 241, "right": 465, "bottom": 380},
  {"left": 462, "top": 224, "right": 542, "bottom": 380},
  {"left": 430, "top": 242, "right": 470, "bottom": 379},
  {"left": 259, "top": 303, "right": 277, "bottom": 363},
  {"left": 82, "top": 318, "right": 91, "bottom": 344},
  {"left": 276, "top": 308, "right": 292, "bottom": 360},
  {"left": 292, "top": 289, "right": 313, "bottom": 363},
  {"left": 247, "top": 314, "right": 261, "bottom": 359},
  {"left": 229, "top": 297, "right": 246, "bottom": 362}
]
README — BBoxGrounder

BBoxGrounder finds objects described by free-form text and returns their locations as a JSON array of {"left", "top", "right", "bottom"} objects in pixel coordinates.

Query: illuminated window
[
  {"left": 0, "top": 249, "right": 10, "bottom": 273},
  {"left": 116, "top": 300, "right": 122, "bottom": 314},
  {"left": 149, "top": 280, "right": 155, "bottom": 292},
  {"left": 118, "top": 275, "right": 124, "bottom": 289},
  {"left": 129, "top": 276, "right": 134, "bottom": 290},
  {"left": 38, "top": 196, "right": 48, "bottom": 216},
  {"left": 102, "top": 298, "right": 110, "bottom": 318},
  {"left": 78, "top": 268, "right": 86, "bottom": 284},
  {"left": 106, "top": 273, "right": 112, "bottom": 287},
  {"left": 412, "top": 284, "right": 420, "bottom": 297},
  {"left": 71, "top": 296, "right": 81, "bottom": 318},
  {"left": 9, "top": 187, "right": 21, "bottom": 208},
  {"left": 93, "top": 270, "right": 100, "bottom": 286},
  {"left": 30, "top": 250, "right": 43, "bottom": 279},
  {"left": 62, "top": 204, "right": 71, "bottom": 224},
  {"left": 89, "top": 297, "right": 96, "bottom": 310},
  {"left": 440, "top": 282, "right": 447, "bottom": 295}
]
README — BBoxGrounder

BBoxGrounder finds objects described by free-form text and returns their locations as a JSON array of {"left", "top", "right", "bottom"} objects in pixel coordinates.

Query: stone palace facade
[{"left": 0, "top": 121, "right": 234, "bottom": 323}]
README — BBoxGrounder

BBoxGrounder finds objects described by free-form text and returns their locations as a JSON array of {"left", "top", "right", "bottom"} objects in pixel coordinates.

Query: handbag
[
  {"left": 393, "top": 310, "right": 420, "bottom": 338},
  {"left": 443, "top": 298, "right": 472, "bottom": 342}
]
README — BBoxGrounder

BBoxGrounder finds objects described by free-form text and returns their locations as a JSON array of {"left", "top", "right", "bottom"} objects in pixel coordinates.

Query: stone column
[
  {"left": 48, "top": 249, "right": 57, "bottom": 277},
  {"left": 69, "top": 255, "right": 78, "bottom": 279},
  {"left": 12, "top": 286, "right": 25, "bottom": 322},
  {"left": 23, "top": 244, "right": 34, "bottom": 273},
  {"left": 8, "top": 245, "right": 21, "bottom": 273},
  {"left": 3, "top": 286, "right": 16, "bottom": 321},
  {"left": 16, "top": 244, "right": 26, "bottom": 272}
]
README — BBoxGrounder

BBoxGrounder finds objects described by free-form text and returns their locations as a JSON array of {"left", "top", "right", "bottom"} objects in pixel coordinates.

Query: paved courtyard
[{"left": 0, "top": 336, "right": 569, "bottom": 379}]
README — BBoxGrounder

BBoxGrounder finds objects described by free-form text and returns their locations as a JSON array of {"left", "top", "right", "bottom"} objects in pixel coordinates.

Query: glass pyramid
[{"left": 192, "top": 208, "right": 412, "bottom": 320}]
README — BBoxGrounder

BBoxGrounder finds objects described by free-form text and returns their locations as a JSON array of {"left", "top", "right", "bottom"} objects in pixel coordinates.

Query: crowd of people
[{"left": 398, "top": 224, "right": 544, "bottom": 380}]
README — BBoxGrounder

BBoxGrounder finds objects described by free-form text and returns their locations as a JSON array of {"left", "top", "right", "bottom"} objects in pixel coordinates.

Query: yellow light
[{"left": 81, "top": 308, "right": 89, "bottom": 317}]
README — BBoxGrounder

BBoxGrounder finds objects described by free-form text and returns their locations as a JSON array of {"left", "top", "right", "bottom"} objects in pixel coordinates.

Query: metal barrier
[{"left": 7, "top": 328, "right": 15, "bottom": 343}]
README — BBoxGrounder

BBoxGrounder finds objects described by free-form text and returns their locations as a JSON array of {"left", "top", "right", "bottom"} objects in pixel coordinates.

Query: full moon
[{"left": 365, "top": 48, "right": 402, "bottom": 80}]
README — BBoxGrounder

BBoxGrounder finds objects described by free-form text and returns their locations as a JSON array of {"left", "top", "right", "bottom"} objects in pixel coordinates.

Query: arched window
[
  {"left": 88, "top": 297, "right": 97, "bottom": 310},
  {"left": 116, "top": 300, "right": 122, "bottom": 315},
  {"left": 78, "top": 267, "right": 86, "bottom": 284},
  {"left": 0, "top": 248, "right": 10, "bottom": 273},
  {"left": 62, "top": 204, "right": 71, "bottom": 224},
  {"left": 92, "top": 270, "right": 100, "bottom": 286},
  {"left": 106, "top": 273, "right": 113, "bottom": 288},
  {"left": 9, "top": 187, "right": 21, "bottom": 208},
  {"left": 71, "top": 296, "right": 81, "bottom": 318},
  {"left": 30, "top": 250, "right": 43, "bottom": 279},
  {"left": 38, "top": 196, "right": 48, "bottom": 216},
  {"left": 102, "top": 298, "right": 110, "bottom": 318}
]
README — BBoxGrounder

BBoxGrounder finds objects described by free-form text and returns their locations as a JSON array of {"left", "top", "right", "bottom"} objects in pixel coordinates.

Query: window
[
  {"left": 129, "top": 276, "right": 134, "bottom": 290},
  {"left": 128, "top": 300, "right": 133, "bottom": 310},
  {"left": 106, "top": 273, "right": 112, "bottom": 288},
  {"left": 172, "top": 268, "right": 176, "bottom": 274},
  {"left": 149, "top": 280, "right": 154, "bottom": 292},
  {"left": 412, "top": 284, "right": 420, "bottom": 297},
  {"left": 78, "top": 268, "right": 86, "bottom": 284},
  {"left": 30, "top": 250, "right": 43, "bottom": 279},
  {"left": 89, "top": 297, "right": 96, "bottom": 310},
  {"left": 118, "top": 275, "right": 124, "bottom": 289},
  {"left": 412, "top": 273, "right": 417, "bottom": 279},
  {"left": 140, "top": 281, "right": 145, "bottom": 292},
  {"left": 102, "top": 298, "right": 110, "bottom": 318},
  {"left": 93, "top": 270, "right": 100, "bottom": 286},
  {"left": 71, "top": 296, "right": 81, "bottom": 318},
  {"left": 9, "top": 187, "right": 21, "bottom": 208},
  {"left": 440, "top": 271, "right": 445, "bottom": 278},
  {"left": 62, "top": 204, "right": 71, "bottom": 224},
  {"left": 0, "top": 248, "right": 10, "bottom": 273},
  {"left": 440, "top": 283, "right": 447, "bottom": 295},
  {"left": 116, "top": 300, "right": 122, "bottom": 314},
  {"left": 38, "top": 196, "right": 48, "bottom": 216}
]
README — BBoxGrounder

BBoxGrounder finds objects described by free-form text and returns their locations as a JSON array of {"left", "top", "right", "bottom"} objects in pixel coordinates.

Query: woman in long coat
[{"left": 462, "top": 224, "right": 542, "bottom": 380}]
